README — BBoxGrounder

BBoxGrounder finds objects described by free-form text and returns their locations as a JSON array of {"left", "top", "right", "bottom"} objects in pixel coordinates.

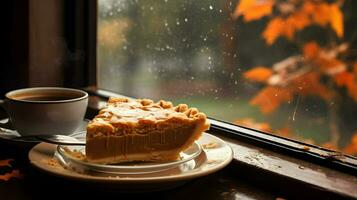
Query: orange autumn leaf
[
  {"left": 0, "top": 159, "right": 13, "bottom": 167},
  {"left": 303, "top": 2, "right": 344, "bottom": 38},
  {"left": 262, "top": 3, "right": 313, "bottom": 45},
  {"left": 311, "top": 2, "right": 331, "bottom": 26},
  {"left": 233, "top": 0, "right": 274, "bottom": 22},
  {"left": 241, "top": 3, "right": 274, "bottom": 22},
  {"left": 262, "top": 14, "right": 310, "bottom": 45},
  {"left": 287, "top": 11, "right": 311, "bottom": 31},
  {"left": 262, "top": 17, "right": 285, "bottom": 45},
  {"left": 282, "top": 18, "right": 297, "bottom": 41},
  {"left": 343, "top": 133, "right": 357, "bottom": 155},
  {"left": 244, "top": 66, "right": 273, "bottom": 82},
  {"left": 250, "top": 86, "right": 293, "bottom": 114},
  {"left": 234, "top": 0, "right": 254, "bottom": 15},
  {"left": 303, "top": 42, "right": 320, "bottom": 59},
  {"left": 261, "top": 2, "right": 344, "bottom": 45},
  {"left": 301, "top": 1, "right": 315, "bottom": 14},
  {"left": 329, "top": 4, "right": 344, "bottom": 38},
  {"left": 0, "top": 170, "right": 23, "bottom": 181}
]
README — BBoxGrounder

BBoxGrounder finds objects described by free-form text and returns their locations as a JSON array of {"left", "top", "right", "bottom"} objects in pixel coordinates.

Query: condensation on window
[{"left": 98, "top": 0, "right": 357, "bottom": 156}]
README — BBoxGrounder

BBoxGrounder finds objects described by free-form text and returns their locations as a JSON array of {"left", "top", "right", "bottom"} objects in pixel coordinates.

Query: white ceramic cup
[{"left": 0, "top": 87, "right": 88, "bottom": 136}]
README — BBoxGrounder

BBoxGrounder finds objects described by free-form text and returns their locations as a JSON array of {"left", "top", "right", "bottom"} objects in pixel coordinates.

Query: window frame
[{"left": 63, "top": 0, "right": 97, "bottom": 88}]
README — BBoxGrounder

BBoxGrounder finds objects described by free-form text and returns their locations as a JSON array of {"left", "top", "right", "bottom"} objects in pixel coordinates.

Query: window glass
[{"left": 98, "top": 0, "right": 357, "bottom": 156}]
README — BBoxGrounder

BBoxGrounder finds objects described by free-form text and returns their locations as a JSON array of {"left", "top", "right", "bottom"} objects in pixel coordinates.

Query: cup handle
[{"left": 0, "top": 99, "right": 13, "bottom": 130}]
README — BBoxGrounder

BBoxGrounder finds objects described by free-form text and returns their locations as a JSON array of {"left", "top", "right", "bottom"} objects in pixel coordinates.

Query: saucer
[
  {"left": 0, "top": 118, "right": 89, "bottom": 144},
  {"left": 28, "top": 132, "right": 233, "bottom": 191}
]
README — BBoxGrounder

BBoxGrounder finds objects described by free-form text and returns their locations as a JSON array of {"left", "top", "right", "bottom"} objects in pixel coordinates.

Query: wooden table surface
[{"left": 0, "top": 141, "right": 278, "bottom": 200}]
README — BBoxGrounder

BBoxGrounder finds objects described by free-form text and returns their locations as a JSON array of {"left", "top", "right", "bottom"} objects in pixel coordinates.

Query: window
[{"left": 97, "top": 0, "right": 357, "bottom": 157}]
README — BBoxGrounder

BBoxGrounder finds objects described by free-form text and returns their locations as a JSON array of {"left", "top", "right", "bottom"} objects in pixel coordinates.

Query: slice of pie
[{"left": 85, "top": 97, "right": 210, "bottom": 164}]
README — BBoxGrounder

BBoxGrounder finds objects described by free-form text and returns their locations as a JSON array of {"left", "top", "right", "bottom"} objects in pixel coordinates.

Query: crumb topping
[{"left": 91, "top": 97, "right": 207, "bottom": 124}]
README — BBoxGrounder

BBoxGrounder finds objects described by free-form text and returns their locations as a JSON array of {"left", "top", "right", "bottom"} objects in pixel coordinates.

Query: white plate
[{"left": 28, "top": 132, "right": 233, "bottom": 191}]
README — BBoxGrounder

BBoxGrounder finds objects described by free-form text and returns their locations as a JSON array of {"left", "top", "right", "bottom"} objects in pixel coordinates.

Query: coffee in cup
[{"left": 0, "top": 87, "right": 88, "bottom": 136}]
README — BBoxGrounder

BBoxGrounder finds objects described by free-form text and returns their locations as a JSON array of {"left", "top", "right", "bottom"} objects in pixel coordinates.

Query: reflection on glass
[{"left": 98, "top": 0, "right": 357, "bottom": 156}]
